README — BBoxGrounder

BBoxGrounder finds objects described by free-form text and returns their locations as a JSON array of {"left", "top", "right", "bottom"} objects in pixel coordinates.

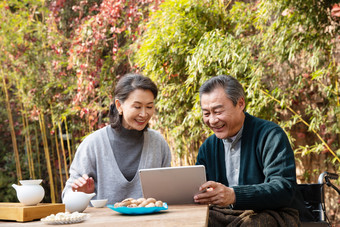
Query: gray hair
[{"left": 199, "top": 75, "right": 245, "bottom": 107}]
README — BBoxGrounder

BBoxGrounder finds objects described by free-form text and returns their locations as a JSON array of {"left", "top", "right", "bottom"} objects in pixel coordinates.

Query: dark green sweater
[{"left": 196, "top": 112, "right": 309, "bottom": 218}]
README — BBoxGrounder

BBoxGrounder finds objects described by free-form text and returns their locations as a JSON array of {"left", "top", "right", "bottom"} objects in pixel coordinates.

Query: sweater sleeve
[
  {"left": 61, "top": 132, "right": 98, "bottom": 201},
  {"left": 161, "top": 137, "right": 172, "bottom": 167},
  {"left": 147, "top": 128, "right": 172, "bottom": 167},
  {"left": 233, "top": 127, "right": 297, "bottom": 210},
  {"left": 196, "top": 135, "right": 228, "bottom": 185},
  {"left": 196, "top": 144, "right": 207, "bottom": 166},
  {"left": 196, "top": 142, "right": 208, "bottom": 180}
]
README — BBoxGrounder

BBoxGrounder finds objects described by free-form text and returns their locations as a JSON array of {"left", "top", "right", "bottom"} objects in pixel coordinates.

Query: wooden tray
[{"left": 0, "top": 203, "right": 65, "bottom": 222}]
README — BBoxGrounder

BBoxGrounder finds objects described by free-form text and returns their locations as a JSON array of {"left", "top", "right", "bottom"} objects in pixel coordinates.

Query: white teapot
[
  {"left": 63, "top": 191, "right": 96, "bottom": 212},
  {"left": 12, "top": 179, "right": 45, "bottom": 206}
]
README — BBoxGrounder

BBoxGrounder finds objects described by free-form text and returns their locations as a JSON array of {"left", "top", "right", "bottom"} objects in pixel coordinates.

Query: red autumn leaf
[{"left": 331, "top": 4, "right": 340, "bottom": 17}]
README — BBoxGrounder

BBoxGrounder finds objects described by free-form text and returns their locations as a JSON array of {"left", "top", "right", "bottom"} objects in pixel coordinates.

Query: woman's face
[{"left": 116, "top": 89, "right": 155, "bottom": 131}]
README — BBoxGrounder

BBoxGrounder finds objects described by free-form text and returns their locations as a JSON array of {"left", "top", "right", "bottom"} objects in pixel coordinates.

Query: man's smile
[{"left": 211, "top": 124, "right": 225, "bottom": 131}]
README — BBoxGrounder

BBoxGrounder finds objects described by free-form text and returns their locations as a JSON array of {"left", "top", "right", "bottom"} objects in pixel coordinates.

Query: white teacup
[{"left": 90, "top": 199, "right": 108, "bottom": 208}]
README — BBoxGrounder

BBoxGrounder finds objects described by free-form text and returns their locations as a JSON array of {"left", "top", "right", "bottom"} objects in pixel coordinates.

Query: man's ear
[{"left": 238, "top": 97, "right": 245, "bottom": 110}]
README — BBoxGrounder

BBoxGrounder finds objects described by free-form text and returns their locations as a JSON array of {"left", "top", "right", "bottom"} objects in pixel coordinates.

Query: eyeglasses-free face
[
  {"left": 115, "top": 89, "right": 155, "bottom": 131},
  {"left": 201, "top": 86, "right": 245, "bottom": 139}
]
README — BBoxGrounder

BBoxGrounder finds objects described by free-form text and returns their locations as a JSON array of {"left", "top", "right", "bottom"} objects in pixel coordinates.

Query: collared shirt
[{"left": 222, "top": 126, "right": 243, "bottom": 187}]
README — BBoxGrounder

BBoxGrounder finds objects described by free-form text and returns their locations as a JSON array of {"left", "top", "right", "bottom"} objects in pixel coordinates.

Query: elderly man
[{"left": 194, "top": 75, "right": 311, "bottom": 226}]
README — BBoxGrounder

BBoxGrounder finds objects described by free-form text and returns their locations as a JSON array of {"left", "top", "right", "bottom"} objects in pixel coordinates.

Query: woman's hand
[
  {"left": 71, "top": 174, "right": 95, "bottom": 194},
  {"left": 194, "top": 181, "right": 235, "bottom": 207}
]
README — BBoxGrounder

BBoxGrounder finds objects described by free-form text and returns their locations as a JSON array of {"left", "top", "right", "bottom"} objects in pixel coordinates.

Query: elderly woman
[{"left": 62, "top": 73, "right": 171, "bottom": 204}]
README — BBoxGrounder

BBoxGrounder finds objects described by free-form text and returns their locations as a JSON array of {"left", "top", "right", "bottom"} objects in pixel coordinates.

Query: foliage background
[{"left": 0, "top": 0, "right": 339, "bottom": 223}]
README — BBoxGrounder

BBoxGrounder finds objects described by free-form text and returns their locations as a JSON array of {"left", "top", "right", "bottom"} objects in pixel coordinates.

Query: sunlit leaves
[
  {"left": 136, "top": 0, "right": 340, "bottom": 169},
  {"left": 136, "top": 0, "right": 230, "bottom": 162}
]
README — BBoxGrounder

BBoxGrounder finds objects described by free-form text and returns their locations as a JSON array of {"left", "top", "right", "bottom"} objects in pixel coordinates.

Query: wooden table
[{"left": 0, "top": 204, "right": 209, "bottom": 226}]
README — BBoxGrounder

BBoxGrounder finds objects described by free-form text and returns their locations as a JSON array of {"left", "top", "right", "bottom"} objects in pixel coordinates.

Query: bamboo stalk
[
  {"left": 63, "top": 117, "right": 72, "bottom": 162},
  {"left": 38, "top": 112, "right": 56, "bottom": 203},
  {"left": 88, "top": 113, "right": 92, "bottom": 133},
  {"left": 21, "top": 104, "right": 35, "bottom": 179},
  {"left": 261, "top": 89, "right": 340, "bottom": 163},
  {"left": 25, "top": 107, "right": 35, "bottom": 179},
  {"left": 50, "top": 107, "right": 64, "bottom": 192},
  {"left": 336, "top": 78, "right": 339, "bottom": 106},
  {"left": 14, "top": 73, "right": 35, "bottom": 179},
  {"left": 54, "top": 128, "right": 64, "bottom": 190},
  {"left": 58, "top": 121, "right": 69, "bottom": 179},
  {"left": 71, "top": 118, "right": 76, "bottom": 159},
  {"left": 22, "top": 107, "right": 33, "bottom": 178},
  {"left": 1, "top": 69, "right": 22, "bottom": 180},
  {"left": 34, "top": 122, "right": 42, "bottom": 179},
  {"left": 71, "top": 131, "right": 75, "bottom": 161},
  {"left": 51, "top": 114, "right": 64, "bottom": 191},
  {"left": 15, "top": 74, "right": 35, "bottom": 179},
  {"left": 49, "top": 130, "right": 59, "bottom": 203},
  {"left": 335, "top": 74, "right": 339, "bottom": 152}
]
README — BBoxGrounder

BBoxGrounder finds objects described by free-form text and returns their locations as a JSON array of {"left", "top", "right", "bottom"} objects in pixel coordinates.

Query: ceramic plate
[
  {"left": 107, "top": 203, "right": 168, "bottom": 215},
  {"left": 41, "top": 212, "right": 89, "bottom": 225}
]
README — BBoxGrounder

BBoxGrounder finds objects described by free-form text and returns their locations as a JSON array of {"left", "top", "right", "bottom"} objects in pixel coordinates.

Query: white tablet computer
[{"left": 139, "top": 165, "right": 206, "bottom": 205}]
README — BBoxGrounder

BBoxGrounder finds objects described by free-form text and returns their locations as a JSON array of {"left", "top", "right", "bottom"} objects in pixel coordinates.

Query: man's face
[{"left": 201, "top": 86, "right": 245, "bottom": 139}]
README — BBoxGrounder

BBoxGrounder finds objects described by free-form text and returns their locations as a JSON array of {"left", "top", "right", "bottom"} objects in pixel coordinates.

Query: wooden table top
[{"left": 0, "top": 204, "right": 209, "bottom": 226}]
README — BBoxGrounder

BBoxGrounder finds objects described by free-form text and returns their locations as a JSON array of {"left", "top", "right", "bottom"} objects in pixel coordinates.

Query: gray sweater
[{"left": 62, "top": 126, "right": 171, "bottom": 204}]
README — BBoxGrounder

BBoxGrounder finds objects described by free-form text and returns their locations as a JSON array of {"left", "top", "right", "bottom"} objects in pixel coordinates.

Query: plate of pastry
[
  {"left": 41, "top": 212, "right": 89, "bottom": 225},
  {"left": 107, "top": 197, "right": 168, "bottom": 215}
]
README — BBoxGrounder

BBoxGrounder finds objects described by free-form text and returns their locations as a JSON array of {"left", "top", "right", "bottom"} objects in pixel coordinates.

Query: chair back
[{"left": 297, "top": 183, "right": 323, "bottom": 222}]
